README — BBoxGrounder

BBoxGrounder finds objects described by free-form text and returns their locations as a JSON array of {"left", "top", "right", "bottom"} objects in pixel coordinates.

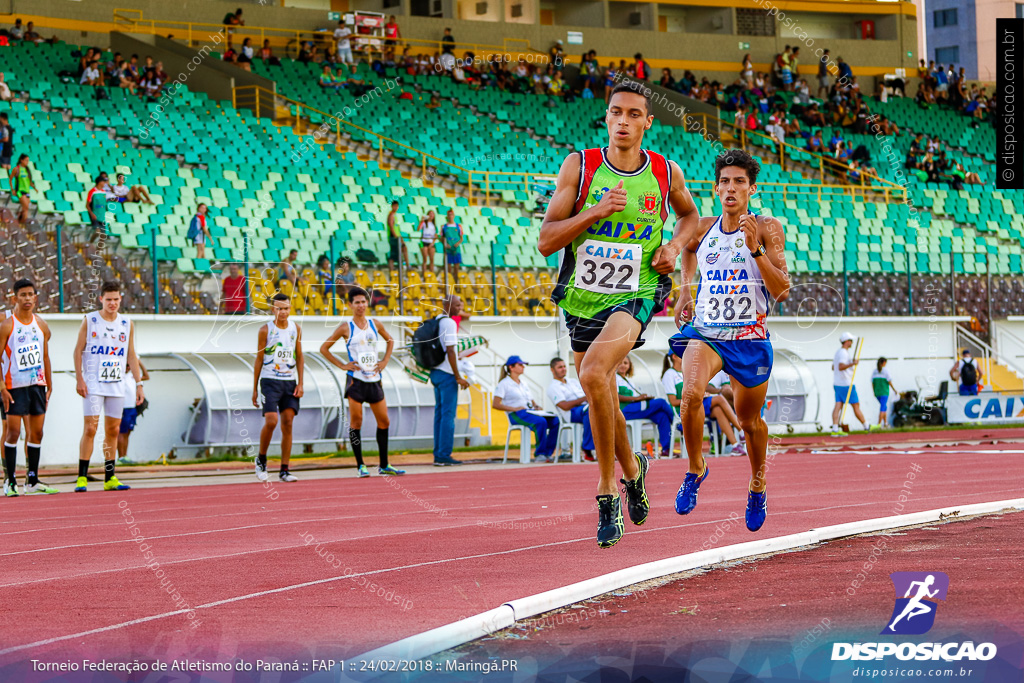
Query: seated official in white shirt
[{"left": 546, "top": 356, "right": 594, "bottom": 460}]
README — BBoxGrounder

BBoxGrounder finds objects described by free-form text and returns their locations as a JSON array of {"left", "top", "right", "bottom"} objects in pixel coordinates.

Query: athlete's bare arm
[
  {"left": 538, "top": 153, "right": 627, "bottom": 257},
  {"left": 73, "top": 318, "right": 88, "bottom": 398},
  {"left": 0, "top": 318, "right": 13, "bottom": 411},
  {"left": 293, "top": 325, "right": 305, "bottom": 398},
  {"left": 39, "top": 317, "right": 52, "bottom": 404},
  {"left": 651, "top": 160, "right": 700, "bottom": 275},
  {"left": 127, "top": 321, "right": 145, "bottom": 405},
  {"left": 319, "top": 323, "right": 359, "bottom": 372},
  {"left": 674, "top": 216, "right": 718, "bottom": 327},
  {"left": 252, "top": 325, "right": 268, "bottom": 407},
  {"left": 374, "top": 320, "right": 395, "bottom": 373},
  {"left": 739, "top": 214, "right": 790, "bottom": 302}
]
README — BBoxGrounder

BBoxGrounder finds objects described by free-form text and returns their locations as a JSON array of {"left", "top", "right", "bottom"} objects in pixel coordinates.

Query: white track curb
[{"left": 357, "top": 498, "right": 1024, "bottom": 663}]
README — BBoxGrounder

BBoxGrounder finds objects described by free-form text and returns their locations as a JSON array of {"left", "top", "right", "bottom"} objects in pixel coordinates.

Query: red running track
[{"left": 0, "top": 446, "right": 1021, "bottom": 668}]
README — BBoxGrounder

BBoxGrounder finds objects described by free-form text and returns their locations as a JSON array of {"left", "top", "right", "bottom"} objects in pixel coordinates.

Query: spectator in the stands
[
  {"left": 418, "top": 210, "right": 438, "bottom": 277},
  {"left": 817, "top": 49, "right": 831, "bottom": 98},
  {"left": 835, "top": 56, "right": 852, "bottom": 85},
  {"left": 659, "top": 67, "right": 676, "bottom": 90},
  {"left": 548, "top": 40, "right": 564, "bottom": 70},
  {"left": 319, "top": 64, "right": 342, "bottom": 90},
  {"left": 807, "top": 129, "right": 825, "bottom": 154},
  {"left": 741, "top": 53, "right": 754, "bottom": 87},
  {"left": 384, "top": 15, "right": 401, "bottom": 47},
  {"left": 22, "top": 21, "right": 41, "bottom": 44},
  {"left": 125, "top": 54, "right": 140, "bottom": 82},
  {"left": 259, "top": 40, "right": 280, "bottom": 66},
  {"left": 85, "top": 174, "right": 110, "bottom": 238},
  {"left": 933, "top": 63, "right": 949, "bottom": 101},
  {"left": 334, "top": 21, "right": 354, "bottom": 64},
  {"left": 222, "top": 45, "right": 239, "bottom": 66},
  {"left": 344, "top": 64, "right": 371, "bottom": 96},
  {"left": 9, "top": 18, "right": 22, "bottom": 41},
  {"left": 335, "top": 256, "right": 356, "bottom": 298},
  {"left": 138, "top": 68, "right": 163, "bottom": 99},
  {"left": 298, "top": 41, "right": 313, "bottom": 64},
  {"left": 111, "top": 172, "right": 153, "bottom": 205},
  {"left": 440, "top": 209, "right": 463, "bottom": 284},
  {"left": 223, "top": 8, "right": 244, "bottom": 34},
  {"left": 81, "top": 59, "right": 103, "bottom": 87},
  {"left": 633, "top": 53, "right": 649, "bottom": 81},
  {"left": 186, "top": 203, "right": 211, "bottom": 259},
  {"left": 314, "top": 255, "right": 334, "bottom": 300},
  {"left": 767, "top": 104, "right": 787, "bottom": 146},
  {"left": 238, "top": 37, "right": 255, "bottom": 66},
  {"left": 0, "top": 73, "right": 11, "bottom": 102},
  {"left": 277, "top": 249, "right": 299, "bottom": 288},
  {"left": 794, "top": 77, "right": 811, "bottom": 105},
  {"left": 222, "top": 263, "right": 248, "bottom": 315},
  {"left": 803, "top": 102, "right": 826, "bottom": 128},
  {"left": 441, "top": 27, "right": 455, "bottom": 56}
]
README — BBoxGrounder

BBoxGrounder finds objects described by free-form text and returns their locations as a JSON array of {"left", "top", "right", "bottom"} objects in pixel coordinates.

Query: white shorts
[{"left": 83, "top": 394, "right": 125, "bottom": 418}]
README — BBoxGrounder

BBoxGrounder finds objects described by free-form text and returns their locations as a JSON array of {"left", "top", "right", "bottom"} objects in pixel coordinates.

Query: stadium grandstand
[{"left": 0, "top": 2, "right": 1021, "bottom": 682}]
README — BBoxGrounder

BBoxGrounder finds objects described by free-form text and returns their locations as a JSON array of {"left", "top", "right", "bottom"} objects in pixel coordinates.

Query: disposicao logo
[
  {"left": 831, "top": 572, "right": 997, "bottom": 663},
  {"left": 882, "top": 571, "right": 948, "bottom": 635}
]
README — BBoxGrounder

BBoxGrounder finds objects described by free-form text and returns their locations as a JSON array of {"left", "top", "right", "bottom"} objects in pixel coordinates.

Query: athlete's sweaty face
[
  {"left": 15, "top": 286, "right": 36, "bottom": 313},
  {"left": 349, "top": 294, "right": 368, "bottom": 317},
  {"left": 272, "top": 298, "right": 290, "bottom": 324},
  {"left": 715, "top": 165, "right": 756, "bottom": 214},
  {"left": 606, "top": 92, "right": 652, "bottom": 149},
  {"left": 100, "top": 291, "right": 121, "bottom": 315}
]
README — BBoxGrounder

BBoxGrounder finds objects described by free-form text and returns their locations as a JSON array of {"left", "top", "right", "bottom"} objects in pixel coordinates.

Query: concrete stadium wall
[{"left": 34, "top": 312, "right": 964, "bottom": 467}]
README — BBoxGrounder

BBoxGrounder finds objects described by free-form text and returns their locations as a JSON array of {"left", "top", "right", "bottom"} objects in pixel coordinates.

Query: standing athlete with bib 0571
[
  {"left": 671, "top": 151, "right": 790, "bottom": 533},
  {"left": 539, "top": 81, "right": 700, "bottom": 549}
]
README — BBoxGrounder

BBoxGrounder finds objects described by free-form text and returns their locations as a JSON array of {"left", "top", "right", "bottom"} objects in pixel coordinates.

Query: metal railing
[
  {"left": 232, "top": 84, "right": 549, "bottom": 206},
  {"left": 113, "top": 8, "right": 546, "bottom": 60}
]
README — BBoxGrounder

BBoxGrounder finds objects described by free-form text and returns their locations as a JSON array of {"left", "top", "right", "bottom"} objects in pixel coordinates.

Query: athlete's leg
[
  {"left": 102, "top": 416, "right": 120, "bottom": 468},
  {"left": 368, "top": 399, "right": 391, "bottom": 468},
  {"left": 348, "top": 398, "right": 366, "bottom": 467},
  {"left": 711, "top": 394, "right": 742, "bottom": 431},
  {"left": 575, "top": 311, "right": 641, "bottom": 495},
  {"left": 4, "top": 414, "right": 22, "bottom": 483},
  {"left": 721, "top": 384, "right": 735, "bottom": 407},
  {"left": 679, "top": 341, "right": 722, "bottom": 475},
  {"left": 348, "top": 398, "right": 364, "bottom": 430},
  {"left": 117, "top": 432, "right": 129, "bottom": 459},
  {"left": 279, "top": 408, "right": 295, "bottom": 468},
  {"left": 710, "top": 405, "right": 739, "bottom": 444},
  {"left": 80, "top": 415, "right": 99, "bottom": 463},
  {"left": 24, "top": 413, "right": 44, "bottom": 485},
  {"left": 733, "top": 380, "right": 770, "bottom": 493},
  {"left": 851, "top": 401, "right": 868, "bottom": 428},
  {"left": 259, "top": 411, "right": 279, "bottom": 457},
  {"left": 831, "top": 400, "right": 844, "bottom": 427}
]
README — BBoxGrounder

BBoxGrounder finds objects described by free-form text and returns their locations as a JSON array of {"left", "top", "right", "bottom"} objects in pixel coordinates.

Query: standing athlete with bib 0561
[
  {"left": 671, "top": 151, "right": 790, "bottom": 532},
  {"left": 539, "top": 81, "right": 700, "bottom": 549}
]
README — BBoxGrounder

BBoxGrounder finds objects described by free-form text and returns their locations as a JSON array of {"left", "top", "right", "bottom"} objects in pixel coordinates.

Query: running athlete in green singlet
[{"left": 539, "top": 81, "right": 701, "bottom": 549}]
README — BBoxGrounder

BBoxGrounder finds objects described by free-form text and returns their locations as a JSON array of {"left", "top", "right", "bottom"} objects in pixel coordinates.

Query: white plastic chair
[
  {"left": 502, "top": 424, "right": 532, "bottom": 464},
  {"left": 626, "top": 418, "right": 656, "bottom": 454},
  {"left": 669, "top": 415, "right": 726, "bottom": 458},
  {"left": 555, "top": 407, "right": 583, "bottom": 463}
]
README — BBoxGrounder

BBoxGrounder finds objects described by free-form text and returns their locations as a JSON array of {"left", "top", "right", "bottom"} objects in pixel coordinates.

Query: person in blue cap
[{"left": 492, "top": 356, "right": 560, "bottom": 462}]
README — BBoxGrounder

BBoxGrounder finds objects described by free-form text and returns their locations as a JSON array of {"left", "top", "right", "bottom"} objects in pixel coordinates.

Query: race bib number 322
[{"left": 574, "top": 240, "right": 641, "bottom": 294}]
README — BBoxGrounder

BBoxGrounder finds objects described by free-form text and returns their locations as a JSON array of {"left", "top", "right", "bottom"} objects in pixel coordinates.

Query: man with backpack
[
  {"left": 950, "top": 349, "right": 983, "bottom": 396},
  {"left": 415, "top": 294, "right": 469, "bottom": 466}
]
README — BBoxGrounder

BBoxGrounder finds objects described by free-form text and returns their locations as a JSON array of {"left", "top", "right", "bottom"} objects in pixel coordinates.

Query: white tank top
[
  {"left": 4, "top": 313, "right": 46, "bottom": 389},
  {"left": 83, "top": 311, "right": 130, "bottom": 397},
  {"left": 346, "top": 318, "right": 381, "bottom": 383},
  {"left": 421, "top": 220, "right": 436, "bottom": 243},
  {"left": 692, "top": 214, "right": 770, "bottom": 341},
  {"left": 260, "top": 320, "right": 298, "bottom": 381},
  {"left": 0, "top": 310, "right": 11, "bottom": 385}
]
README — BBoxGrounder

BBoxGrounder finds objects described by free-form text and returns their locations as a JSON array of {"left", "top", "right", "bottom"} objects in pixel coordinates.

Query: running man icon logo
[{"left": 881, "top": 572, "right": 949, "bottom": 635}]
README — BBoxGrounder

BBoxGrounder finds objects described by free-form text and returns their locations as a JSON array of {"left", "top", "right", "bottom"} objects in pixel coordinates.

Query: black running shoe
[
  {"left": 596, "top": 494, "right": 624, "bottom": 549},
  {"left": 620, "top": 452, "right": 650, "bottom": 526}
]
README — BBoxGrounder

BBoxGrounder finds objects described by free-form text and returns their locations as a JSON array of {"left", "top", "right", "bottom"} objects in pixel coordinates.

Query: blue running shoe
[
  {"left": 674, "top": 464, "right": 709, "bottom": 515},
  {"left": 746, "top": 488, "right": 767, "bottom": 531}
]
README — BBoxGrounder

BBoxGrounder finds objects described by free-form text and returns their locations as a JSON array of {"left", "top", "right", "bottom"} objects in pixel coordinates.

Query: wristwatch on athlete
[{"left": 752, "top": 244, "right": 767, "bottom": 258}]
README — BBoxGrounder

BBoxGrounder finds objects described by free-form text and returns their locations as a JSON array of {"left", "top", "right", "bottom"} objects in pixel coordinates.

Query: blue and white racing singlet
[
  {"left": 346, "top": 319, "right": 381, "bottom": 383},
  {"left": 692, "top": 214, "right": 769, "bottom": 341}
]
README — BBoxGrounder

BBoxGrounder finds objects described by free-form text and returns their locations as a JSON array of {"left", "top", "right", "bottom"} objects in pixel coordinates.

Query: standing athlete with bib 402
[
  {"left": 73, "top": 281, "right": 143, "bottom": 492},
  {"left": 539, "top": 80, "right": 700, "bottom": 549},
  {"left": 0, "top": 279, "right": 57, "bottom": 496},
  {"left": 671, "top": 151, "right": 790, "bottom": 532},
  {"left": 320, "top": 286, "right": 403, "bottom": 478}
]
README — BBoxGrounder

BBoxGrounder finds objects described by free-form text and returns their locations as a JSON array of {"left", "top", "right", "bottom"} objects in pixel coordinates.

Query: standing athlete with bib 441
[
  {"left": 73, "top": 281, "right": 144, "bottom": 492},
  {"left": 539, "top": 80, "right": 701, "bottom": 549},
  {"left": 671, "top": 150, "right": 790, "bottom": 532}
]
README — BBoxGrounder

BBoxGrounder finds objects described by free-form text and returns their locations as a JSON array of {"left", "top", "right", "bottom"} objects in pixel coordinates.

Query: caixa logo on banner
[{"left": 832, "top": 572, "right": 998, "bottom": 662}]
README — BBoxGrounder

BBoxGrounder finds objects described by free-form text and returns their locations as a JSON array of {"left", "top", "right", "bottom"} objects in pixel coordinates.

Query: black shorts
[
  {"left": 563, "top": 281, "right": 670, "bottom": 354},
  {"left": 6, "top": 385, "right": 47, "bottom": 416},
  {"left": 345, "top": 376, "right": 385, "bottom": 404},
  {"left": 260, "top": 378, "right": 301, "bottom": 415}
]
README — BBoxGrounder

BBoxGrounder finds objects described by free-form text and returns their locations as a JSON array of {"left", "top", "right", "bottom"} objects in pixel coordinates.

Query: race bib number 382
[{"left": 574, "top": 240, "right": 641, "bottom": 294}]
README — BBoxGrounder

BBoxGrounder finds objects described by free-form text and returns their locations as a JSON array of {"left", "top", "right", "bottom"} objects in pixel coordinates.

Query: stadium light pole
[
  {"left": 56, "top": 223, "right": 64, "bottom": 313},
  {"left": 151, "top": 227, "right": 160, "bottom": 315},
  {"left": 328, "top": 233, "right": 337, "bottom": 317}
]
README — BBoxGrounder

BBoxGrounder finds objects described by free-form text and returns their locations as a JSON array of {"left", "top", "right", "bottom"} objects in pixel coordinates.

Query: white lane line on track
[{"left": 810, "top": 449, "right": 1024, "bottom": 455}]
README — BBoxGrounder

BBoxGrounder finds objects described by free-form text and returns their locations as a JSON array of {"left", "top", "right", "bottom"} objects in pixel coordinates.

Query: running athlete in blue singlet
[{"left": 670, "top": 150, "right": 791, "bottom": 532}]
